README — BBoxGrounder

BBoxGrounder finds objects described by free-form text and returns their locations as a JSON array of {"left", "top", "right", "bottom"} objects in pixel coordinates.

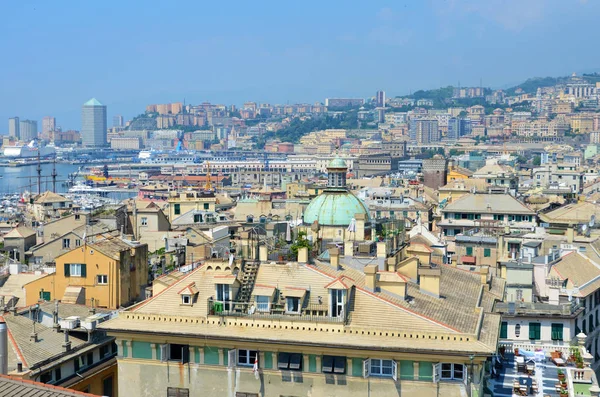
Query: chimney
[
  {"left": 419, "top": 265, "right": 441, "bottom": 298},
  {"left": 355, "top": 213, "right": 366, "bottom": 241},
  {"left": 53, "top": 300, "right": 59, "bottom": 328},
  {"left": 62, "top": 330, "right": 71, "bottom": 352},
  {"left": 344, "top": 241, "right": 353, "bottom": 257},
  {"left": 30, "top": 320, "right": 37, "bottom": 343},
  {"left": 376, "top": 241, "right": 387, "bottom": 258},
  {"left": 0, "top": 318, "right": 7, "bottom": 375},
  {"left": 364, "top": 264, "right": 378, "bottom": 291},
  {"left": 566, "top": 225, "right": 575, "bottom": 243},
  {"left": 329, "top": 248, "right": 340, "bottom": 268},
  {"left": 298, "top": 247, "right": 308, "bottom": 264},
  {"left": 16, "top": 362, "right": 22, "bottom": 373},
  {"left": 480, "top": 266, "right": 489, "bottom": 286},
  {"left": 259, "top": 245, "right": 268, "bottom": 262}
]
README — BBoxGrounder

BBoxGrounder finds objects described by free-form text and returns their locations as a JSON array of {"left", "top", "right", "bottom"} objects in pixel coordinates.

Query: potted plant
[
  {"left": 514, "top": 348, "right": 519, "bottom": 356},
  {"left": 558, "top": 369, "right": 565, "bottom": 381}
]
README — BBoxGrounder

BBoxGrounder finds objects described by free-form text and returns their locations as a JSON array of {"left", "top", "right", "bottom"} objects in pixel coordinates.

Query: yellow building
[
  {"left": 167, "top": 190, "right": 217, "bottom": 221},
  {"left": 100, "top": 246, "right": 503, "bottom": 397},
  {"left": 571, "top": 114, "right": 595, "bottom": 134},
  {"left": 23, "top": 237, "right": 149, "bottom": 309},
  {"left": 446, "top": 165, "right": 473, "bottom": 182}
]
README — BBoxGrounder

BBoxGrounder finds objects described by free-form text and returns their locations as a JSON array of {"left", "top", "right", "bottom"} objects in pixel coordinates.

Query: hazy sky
[{"left": 1, "top": 0, "right": 599, "bottom": 131}]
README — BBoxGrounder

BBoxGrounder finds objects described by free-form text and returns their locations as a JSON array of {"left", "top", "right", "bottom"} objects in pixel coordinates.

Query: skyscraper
[
  {"left": 42, "top": 116, "right": 56, "bottom": 134},
  {"left": 82, "top": 98, "right": 107, "bottom": 147},
  {"left": 19, "top": 120, "right": 38, "bottom": 142},
  {"left": 412, "top": 118, "right": 439, "bottom": 144},
  {"left": 8, "top": 117, "right": 19, "bottom": 138},
  {"left": 113, "top": 115, "right": 124, "bottom": 128},
  {"left": 375, "top": 90, "right": 386, "bottom": 108}
]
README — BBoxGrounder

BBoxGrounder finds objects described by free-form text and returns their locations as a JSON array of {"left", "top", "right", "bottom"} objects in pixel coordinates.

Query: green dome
[
  {"left": 303, "top": 191, "right": 370, "bottom": 226},
  {"left": 328, "top": 157, "right": 347, "bottom": 169}
]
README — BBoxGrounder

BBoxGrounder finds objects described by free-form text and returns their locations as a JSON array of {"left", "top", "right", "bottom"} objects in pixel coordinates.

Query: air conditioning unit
[
  {"left": 59, "top": 316, "right": 80, "bottom": 330},
  {"left": 81, "top": 313, "right": 110, "bottom": 331}
]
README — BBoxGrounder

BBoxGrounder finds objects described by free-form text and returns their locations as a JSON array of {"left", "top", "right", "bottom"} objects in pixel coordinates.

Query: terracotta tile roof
[{"left": 0, "top": 374, "right": 97, "bottom": 396}]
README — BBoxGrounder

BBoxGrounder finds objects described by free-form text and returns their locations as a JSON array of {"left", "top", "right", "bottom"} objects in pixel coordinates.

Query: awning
[
  {"left": 252, "top": 285, "right": 276, "bottom": 298},
  {"left": 322, "top": 356, "right": 333, "bottom": 373},
  {"left": 289, "top": 353, "right": 302, "bottom": 370},
  {"left": 282, "top": 287, "right": 306, "bottom": 298},
  {"left": 62, "top": 286, "right": 85, "bottom": 304},
  {"left": 461, "top": 256, "right": 476, "bottom": 264},
  {"left": 278, "top": 353, "right": 289, "bottom": 369}
]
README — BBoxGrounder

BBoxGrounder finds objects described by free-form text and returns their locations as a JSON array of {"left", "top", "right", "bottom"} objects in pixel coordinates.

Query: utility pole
[
  {"left": 36, "top": 150, "right": 41, "bottom": 195},
  {"left": 51, "top": 156, "right": 58, "bottom": 193}
]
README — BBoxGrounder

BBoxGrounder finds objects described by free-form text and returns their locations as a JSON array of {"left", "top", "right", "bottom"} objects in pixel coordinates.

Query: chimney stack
[
  {"left": 480, "top": 266, "right": 489, "bottom": 286},
  {"left": 53, "top": 300, "right": 59, "bottom": 328},
  {"left": 419, "top": 265, "right": 441, "bottom": 298},
  {"left": 329, "top": 248, "right": 340, "bottom": 269},
  {"left": 364, "top": 264, "right": 378, "bottom": 291},
  {"left": 16, "top": 362, "right": 22, "bottom": 372},
  {"left": 62, "top": 330, "right": 71, "bottom": 352},
  {"left": 0, "top": 318, "right": 7, "bottom": 374},
  {"left": 259, "top": 245, "right": 268, "bottom": 262}
]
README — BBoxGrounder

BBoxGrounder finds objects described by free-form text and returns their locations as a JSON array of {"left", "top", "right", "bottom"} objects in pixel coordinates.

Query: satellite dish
[{"left": 591, "top": 215, "right": 596, "bottom": 228}]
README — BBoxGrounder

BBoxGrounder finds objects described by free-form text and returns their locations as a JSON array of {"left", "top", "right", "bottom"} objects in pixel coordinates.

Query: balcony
[{"left": 207, "top": 298, "right": 346, "bottom": 323}]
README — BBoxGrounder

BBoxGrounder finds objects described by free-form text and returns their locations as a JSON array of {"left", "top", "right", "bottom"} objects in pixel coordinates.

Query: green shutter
[
  {"left": 500, "top": 322, "right": 508, "bottom": 339},
  {"left": 484, "top": 248, "right": 491, "bottom": 257},
  {"left": 308, "top": 355, "right": 317, "bottom": 372},
  {"left": 204, "top": 346, "right": 220, "bottom": 365},
  {"left": 466, "top": 247, "right": 473, "bottom": 256},
  {"left": 81, "top": 264, "right": 87, "bottom": 278},
  {"left": 64, "top": 264, "right": 70, "bottom": 277},
  {"left": 131, "top": 341, "right": 153, "bottom": 359},
  {"left": 551, "top": 323, "right": 563, "bottom": 341},
  {"left": 418, "top": 361, "right": 433, "bottom": 381},
  {"left": 263, "top": 352, "right": 273, "bottom": 369},
  {"left": 400, "top": 361, "right": 414, "bottom": 380},
  {"left": 352, "top": 358, "right": 364, "bottom": 377},
  {"left": 529, "top": 323, "right": 541, "bottom": 340}
]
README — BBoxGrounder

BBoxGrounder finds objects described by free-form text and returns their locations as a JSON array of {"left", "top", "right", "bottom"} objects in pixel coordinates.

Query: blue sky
[{"left": 1, "top": 0, "right": 599, "bottom": 131}]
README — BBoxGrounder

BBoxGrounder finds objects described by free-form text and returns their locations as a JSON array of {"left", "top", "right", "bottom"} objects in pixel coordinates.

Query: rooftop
[
  {"left": 0, "top": 375, "right": 96, "bottom": 397},
  {"left": 83, "top": 98, "right": 103, "bottom": 107},
  {"left": 442, "top": 193, "right": 535, "bottom": 215}
]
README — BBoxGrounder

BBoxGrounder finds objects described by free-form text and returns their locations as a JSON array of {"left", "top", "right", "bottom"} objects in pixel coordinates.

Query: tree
[
  {"left": 290, "top": 231, "right": 312, "bottom": 257},
  {"left": 533, "top": 155, "right": 541, "bottom": 166}
]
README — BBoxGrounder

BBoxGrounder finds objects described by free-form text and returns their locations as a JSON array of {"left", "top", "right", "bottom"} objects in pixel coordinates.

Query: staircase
[{"left": 236, "top": 261, "right": 259, "bottom": 304}]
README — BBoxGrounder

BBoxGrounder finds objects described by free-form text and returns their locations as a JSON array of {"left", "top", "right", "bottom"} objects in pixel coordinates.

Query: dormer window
[
  {"left": 178, "top": 282, "right": 199, "bottom": 306},
  {"left": 330, "top": 289, "right": 346, "bottom": 318},
  {"left": 282, "top": 287, "right": 306, "bottom": 314}
]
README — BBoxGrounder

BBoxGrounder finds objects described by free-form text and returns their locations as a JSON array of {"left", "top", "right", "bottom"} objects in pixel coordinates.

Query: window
[
  {"left": 237, "top": 349, "right": 257, "bottom": 366},
  {"left": 102, "top": 376, "right": 114, "bottom": 397},
  {"left": 277, "top": 352, "right": 302, "bottom": 371},
  {"left": 174, "top": 204, "right": 181, "bottom": 215},
  {"left": 165, "top": 344, "right": 190, "bottom": 363},
  {"left": 75, "top": 214, "right": 80, "bottom": 220},
  {"left": 96, "top": 275, "right": 108, "bottom": 285},
  {"left": 441, "top": 363, "right": 465, "bottom": 380},
  {"left": 204, "top": 203, "right": 209, "bottom": 210},
  {"left": 193, "top": 214, "right": 203, "bottom": 223},
  {"left": 286, "top": 297, "right": 300, "bottom": 313},
  {"left": 64, "top": 263, "right": 86, "bottom": 277},
  {"left": 39, "top": 290, "right": 51, "bottom": 301},
  {"left": 322, "top": 355, "right": 346, "bottom": 374},
  {"left": 256, "top": 296, "right": 270, "bottom": 312},
  {"left": 484, "top": 248, "right": 491, "bottom": 258},
  {"left": 330, "top": 289, "right": 345, "bottom": 318},
  {"left": 529, "top": 322, "right": 541, "bottom": 340},
  {"left": 500, "top": 322, "right": 508, "bottom": 339},
  {"left": 40, "top": 372, "right": 52, "bottom": 383},
  {"left": 216, "top": 284, "right": 231, "bottom": 310},
  {"left": 62, "top": 238, "right": 70, "bottom": 249},
  {"left": 100, "top": 344, "right": 111, "bottom": 358},
  {"left": 516, "top": 289, "right": 523, "bottom": 301},
  {"left": 75, "top": 239, "right": 81, "bottom": 247},
  {"left": 141, "top": 217, "right": 148, "bottom": 226},
  {"left": 367, "top": 358, "right": 396, "bottom": 378},
  {"left": 515, "top": 324, "right": 521, "bottom": 338},
  {"left": 181, "top": 295, "right": 191, "bottom": 305},
  {"left": 87, "top": 352, "right": 93, "bottom": 366},
  {"left": 466, "top": 247, "right": 473, "bottom": 256},
  {"left": 551, "top": 323, "right": 564, "bottom": 341}
]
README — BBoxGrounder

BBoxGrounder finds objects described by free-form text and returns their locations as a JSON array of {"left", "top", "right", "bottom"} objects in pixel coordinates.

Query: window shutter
[
  {"left": 363, "top": 358, "right": 370, "bottom": 378},
  {"left": 433, "top": 363, "right": 441, "bottom": 383},
  {"left": 392, "top": 360, "right": 398, "bottom": 381},
  {"left": 228, "top": 349, "right": 236, "bottom": 368},
  {"left": 181, "top": 346, "right": 190, "bottom": 364},
  {"left": 160, "top": 344, "right": 168, "bottom": 362},
  {"left": 64, "top": 264, "right": 70, "bottom": 277},
  {"left": 81, "top": 264, "right": 87, "bottom": 278}
]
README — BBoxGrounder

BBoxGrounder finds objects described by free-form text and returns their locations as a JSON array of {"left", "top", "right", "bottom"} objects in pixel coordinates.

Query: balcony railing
[
  {"left": 495, "top": 300, "right": 583, "bottom": 316},
  {"left": 207, "top": 298, "right": 346, "bottom": 323}
]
